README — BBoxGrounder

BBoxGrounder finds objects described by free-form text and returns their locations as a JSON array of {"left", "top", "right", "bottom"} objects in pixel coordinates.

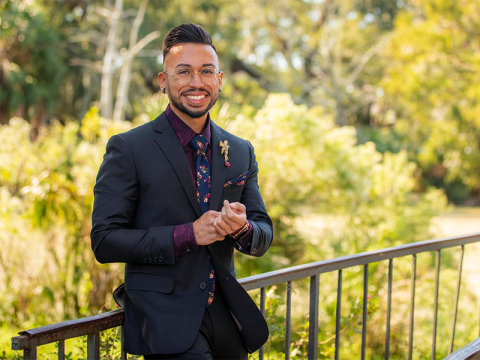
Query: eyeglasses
[{"left": 163, "top": 66, "right": 221, "bottom": 85}]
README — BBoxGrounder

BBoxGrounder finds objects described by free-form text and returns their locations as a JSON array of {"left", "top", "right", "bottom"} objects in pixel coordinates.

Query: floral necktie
[
  {"left": 189, "top": 134, "right": 215, "bottom": 306},
  {"left": 190, "top": 135, "right": 211, "bottom": 214}
]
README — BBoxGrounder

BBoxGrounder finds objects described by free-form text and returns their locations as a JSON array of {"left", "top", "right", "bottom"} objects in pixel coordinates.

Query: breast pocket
[
  {"left": 222, "top": 184, "right": 244, "bottom": 203},
  {"left": 125, "top": 271, "right": 174, "bottom": 294}
]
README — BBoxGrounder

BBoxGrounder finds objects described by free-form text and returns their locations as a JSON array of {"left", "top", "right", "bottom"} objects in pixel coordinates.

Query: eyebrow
[{"left": 174, "top": 63, "right": 217, "bottom": 68}]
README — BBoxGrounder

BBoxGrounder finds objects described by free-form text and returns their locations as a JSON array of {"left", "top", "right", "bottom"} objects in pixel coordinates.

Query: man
[{"left": 91, "top": 23, "right": 273, "bottom": 359}]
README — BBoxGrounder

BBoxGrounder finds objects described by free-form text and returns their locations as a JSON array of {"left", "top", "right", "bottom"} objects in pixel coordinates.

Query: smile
[{"left": 186, "top": 95, "right": 206, "bottom": 100}]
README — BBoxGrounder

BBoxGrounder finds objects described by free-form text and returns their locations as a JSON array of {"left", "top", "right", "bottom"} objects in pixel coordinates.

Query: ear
[
  {"left": 158, "top": 72, "right": 167, "bottom": 92},
  {"left": 218, "top": 71, "right": 224, "bottom": 91}
]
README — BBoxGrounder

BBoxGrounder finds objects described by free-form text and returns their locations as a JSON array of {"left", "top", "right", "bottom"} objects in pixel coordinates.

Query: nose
[{"left": 189, "top": 71, "right": 203, "bottom": 87}]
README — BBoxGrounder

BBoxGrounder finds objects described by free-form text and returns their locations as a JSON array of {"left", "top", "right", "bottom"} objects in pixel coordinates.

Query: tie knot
[{"left": 190, "top": 135, "right": 208, "bottom": 156}]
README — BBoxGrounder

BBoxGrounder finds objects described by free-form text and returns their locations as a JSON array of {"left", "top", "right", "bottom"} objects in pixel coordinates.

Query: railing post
[
  {"left": 385, "top": 259, "right": 393, "bottom": 360},
  {"left": 408, "top": 254, "right": 417, "bottom": 360},
  {"left": 308, "top": 274, "right": 319, "bottom": 360},
  {"left": 335, "top": 269, "right": 342, "bottom": 360},
  {"left": 58, "top": 340, "right": 65, "bottom": 360},
  {"left": 87, "top": 331, "right": 100, "bottom": 360},
  {"left": 259, "top": 287, "right": 266, "bottom": 360},
  {"left": 24, "top": 347, "right": 37, "bottom": 360},
  {"left": 449, "top": 245, "right": 464, "bottom": 354},
  {"left": 121, "top": 325, "right": 127, "bottom": 360},
  {"left": 361, "top": 264, "right": 369, "bottom": 360},
  {"left": 285, "top": 281, "right": 292, "bottom": 360},
  {"left": 432, "top": 250, "right": 441, "bottom": 360}
]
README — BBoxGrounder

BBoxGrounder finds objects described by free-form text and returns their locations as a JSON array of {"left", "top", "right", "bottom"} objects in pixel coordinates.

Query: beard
[{"left": 167, "top": 82, "right": 218, "bottom": 119}]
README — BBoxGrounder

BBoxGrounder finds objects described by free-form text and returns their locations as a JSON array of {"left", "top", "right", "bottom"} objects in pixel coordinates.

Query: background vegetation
[{"left": 1, "top": 0, "right": 479, "bottom": 358}]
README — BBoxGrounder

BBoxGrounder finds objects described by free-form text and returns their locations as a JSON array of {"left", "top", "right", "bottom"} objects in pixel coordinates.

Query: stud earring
[
  {"left": 162, "top": 88, "right": 166, "bottom": 94},
  {"left": 219, "top": 88, "right": 222, "bottom": 93}
]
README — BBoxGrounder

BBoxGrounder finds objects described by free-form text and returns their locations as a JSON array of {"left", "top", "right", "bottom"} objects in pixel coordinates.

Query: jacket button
[
  {"left": 143, "top": 258, "right": 147, "bottom": 263},
  {"left": 148, "top": 258, "right": 153, "bottom": 263},
  {"left": 185, "top": 248, "right": 191, "bottom": 253},
  {"left": 158, "top": 256, "right": 164, "bottom": 262},
  {"left": 153, "top": 257, "right": 158, "bottom": 262},
  {"left": 199, "top": 282, "right": 207, "bottom": 290}
]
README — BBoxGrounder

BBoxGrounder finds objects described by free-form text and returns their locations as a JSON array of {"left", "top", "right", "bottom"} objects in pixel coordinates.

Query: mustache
[{"left": 181, "top": 88, "right": 211, "bottom": 96}]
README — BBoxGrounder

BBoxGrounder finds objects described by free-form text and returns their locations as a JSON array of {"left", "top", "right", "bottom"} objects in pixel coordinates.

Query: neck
[{"left": 170, "top": 104, "right": 208, "bottom": 134}]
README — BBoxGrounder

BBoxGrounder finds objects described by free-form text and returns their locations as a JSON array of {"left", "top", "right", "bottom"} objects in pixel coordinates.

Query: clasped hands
[{"left": 193, "top": 200, "right": 246, "bottom": 246}]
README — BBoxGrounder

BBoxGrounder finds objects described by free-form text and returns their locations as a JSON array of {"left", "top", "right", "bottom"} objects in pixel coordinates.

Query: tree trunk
[
  {"left": 113, "top": 0, "right": 160, "bottom": 121},
  {"left": 113, "top": 0, "right": 147, "bottom": 121},
  {"left": 100, "top": 0, "right": 123, "bottom": 119}
]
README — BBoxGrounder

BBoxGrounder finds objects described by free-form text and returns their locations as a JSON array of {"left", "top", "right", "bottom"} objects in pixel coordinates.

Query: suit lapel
[
  {"left": 210, "top": 122, "right": 229, "bottom": 212},
  {"left": 152, "top": 113, "right": 202, "bottom": 218}
]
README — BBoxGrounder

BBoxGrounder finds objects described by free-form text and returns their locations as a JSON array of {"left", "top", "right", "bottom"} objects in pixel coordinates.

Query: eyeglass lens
[{"left": 173, "top": 67, "right": 218, "bottom": 85}]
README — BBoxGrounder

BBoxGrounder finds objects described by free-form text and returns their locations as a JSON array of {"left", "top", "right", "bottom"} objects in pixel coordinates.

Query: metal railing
[{"left": 11, "top": 232, "right": 480, "bottom": 360}]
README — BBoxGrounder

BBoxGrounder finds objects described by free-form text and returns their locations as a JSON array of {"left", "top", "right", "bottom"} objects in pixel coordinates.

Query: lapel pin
[{"left": 219, "top": 140, "right": 230, "bottom": 167}]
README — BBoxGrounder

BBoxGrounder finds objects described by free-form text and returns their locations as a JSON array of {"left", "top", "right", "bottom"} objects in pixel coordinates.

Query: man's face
[{"left": 159, "top": 43, "right": 223, "bottom": 120}]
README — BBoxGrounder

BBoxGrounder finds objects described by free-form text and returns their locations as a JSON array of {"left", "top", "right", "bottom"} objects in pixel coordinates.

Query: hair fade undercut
[{"left": 162, "top": 23, "right": 217, "bottom": 60}]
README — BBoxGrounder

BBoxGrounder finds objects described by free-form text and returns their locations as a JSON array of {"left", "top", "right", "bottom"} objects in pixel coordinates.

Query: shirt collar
[{"left": 165, "top": 104, "right": 212, "bottom": 149}]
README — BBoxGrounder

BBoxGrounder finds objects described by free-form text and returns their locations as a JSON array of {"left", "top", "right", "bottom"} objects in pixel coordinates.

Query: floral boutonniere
[{"left": 219, "top": 140, "right": 230, "bottom": 167}]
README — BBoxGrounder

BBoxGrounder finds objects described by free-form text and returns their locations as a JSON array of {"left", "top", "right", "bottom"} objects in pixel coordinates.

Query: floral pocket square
[{"left": 224, "top": 171, "right": 250, "bottom": 187}]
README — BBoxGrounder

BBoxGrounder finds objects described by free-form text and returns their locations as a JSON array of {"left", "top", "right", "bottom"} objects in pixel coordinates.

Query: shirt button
[
  {"left": 143, "top": 258, "right": 147, "bottom": 263},
  {"left": 153, "top": 257, "right": 158, "bottom": 262},
  {"left": 158, "top": 256, "right": 164, "bottom": 262},
  {"left": 199, "top": 282, "right": 207, "bottom": 290},
  {"left": 186, "top": 248, "right": 191, "bottom": 253},
  {"left": 148, "top": 258, "right": 153, "bottom": 263}
]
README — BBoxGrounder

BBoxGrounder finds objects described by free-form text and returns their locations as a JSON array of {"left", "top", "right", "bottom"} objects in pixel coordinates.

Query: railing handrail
[
  {"left": 239, "top": 232, "right": 480, "bottom": 290},
  {"left": 11, "top": 232, "right": 480, "bottom": 359},
  {"left": 444, "top": 337, "right": 480, "bottom": 360},
  {"left": 11, "top": 309, "right": 124, "bottom": 350}
]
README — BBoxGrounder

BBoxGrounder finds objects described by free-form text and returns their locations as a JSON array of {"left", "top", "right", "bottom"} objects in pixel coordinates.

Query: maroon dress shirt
[{"left": 165, "top": 105, "right": 253, "bottom": 257}]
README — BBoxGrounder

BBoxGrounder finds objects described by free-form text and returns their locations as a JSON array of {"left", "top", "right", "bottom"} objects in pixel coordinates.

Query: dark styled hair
[{"left": 162, "top": 23, "right": 217, "bottom": 59}]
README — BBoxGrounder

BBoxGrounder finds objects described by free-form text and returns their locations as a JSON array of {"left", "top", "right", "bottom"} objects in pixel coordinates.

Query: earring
[
  {"left": 162, "top": 88, "right": 166, "bottom": 94},
  {"left": 219, "top": 88, "right": 222, "bottom": 93}
]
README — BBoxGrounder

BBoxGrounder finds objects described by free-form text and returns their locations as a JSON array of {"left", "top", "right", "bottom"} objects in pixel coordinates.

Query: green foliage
[
  {"left": 228, "top": 94, "right": 446, "bottom": 276},
  {"left": 2, "top": 0, "right": 480, "bottom": 203},
  {"left": 0, "top": 91, "right": 447, "bottom": 331},
  {"left": 0, "top": 1, "right": 67, "bottom": 124},
  {"left": 373, "top": 0, "right": 480, "bottom": 202},
  {"left": 0, "top": 109, "right": 137, "bottom": 328}
]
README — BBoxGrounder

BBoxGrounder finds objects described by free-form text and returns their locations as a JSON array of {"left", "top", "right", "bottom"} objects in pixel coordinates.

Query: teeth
[{"left": 186, "top": 95, "right": 205, "bottom": 100}]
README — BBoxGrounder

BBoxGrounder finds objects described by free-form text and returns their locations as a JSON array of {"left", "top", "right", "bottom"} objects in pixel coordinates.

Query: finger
[
  {"left": 221, "top": 205, "right": 239, "bottom": 225},
  {"left": 215, "top": 215, "right": 234, "bottom": 235},
  {"left": 229, "top": 202, "right": 246, "bottom": 214},
  {"left": 223, "top": 203, "right": 242, "bottom": 223},
  {"left": 214, "top": 223, "right": 230, "bottom": 236},
  {"left": 223, "top": 202, "right": 239, "bottom": 220},
  {"left": 207, "top": 210, "right": 220, "bottom": 219}
]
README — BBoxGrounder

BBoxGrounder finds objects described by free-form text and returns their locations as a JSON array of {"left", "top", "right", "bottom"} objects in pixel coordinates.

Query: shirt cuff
[
  {"left": 174, "top": 223, "right": 198, "bottom": 257},
  {"left": 234, "top": 221, "right": 253, "bottom": 250}
]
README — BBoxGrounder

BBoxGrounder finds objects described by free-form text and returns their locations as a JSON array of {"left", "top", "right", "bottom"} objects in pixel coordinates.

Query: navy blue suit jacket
[{"left": 91, "top": 112, "right": 273, "bottom": 355}]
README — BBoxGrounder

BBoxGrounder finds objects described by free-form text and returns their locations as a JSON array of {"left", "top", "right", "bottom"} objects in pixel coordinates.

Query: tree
[
  {"left": 67, "top": 0, "right": 160, "bottom": 120},
  {"left": 217, "top": 0, "right": 396, "bottom": 126},
  {"left": 218, "top": 94, "right": 447, "bottom": 276},
  {"left": 378, "top": 0, "right": 480, "bottom": 202},
  {"left": 0, "top": 1, "right": 67, "bottom": 132}
]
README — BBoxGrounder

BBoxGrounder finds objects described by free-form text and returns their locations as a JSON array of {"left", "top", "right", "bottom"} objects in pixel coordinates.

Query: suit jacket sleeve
[
  {"left": 235, "top": 140, "right": 273, "bottom": 257},
  {"left": 90, "top": 135, "right": 176, "bottom": 265}
]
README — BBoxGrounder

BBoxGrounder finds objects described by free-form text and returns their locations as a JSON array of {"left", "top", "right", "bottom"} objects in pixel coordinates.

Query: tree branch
[
  {"left": 130, "top": 31, "right": 161, "bottom": 57},
  {"left": 344, "top": 35, "right": 392, "bottom": 87}
]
